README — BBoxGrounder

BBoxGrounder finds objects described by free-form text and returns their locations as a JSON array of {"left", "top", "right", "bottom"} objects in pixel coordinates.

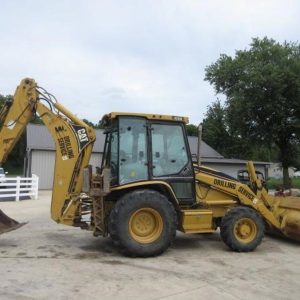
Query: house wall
[{"left": 268, "top": 163, "right": 295, "bottom": 178}]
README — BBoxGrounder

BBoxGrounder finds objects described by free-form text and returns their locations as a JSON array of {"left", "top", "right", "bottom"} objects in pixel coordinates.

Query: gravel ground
[{"left": 1, "top": 191, "right": 300, "bottom": 300}]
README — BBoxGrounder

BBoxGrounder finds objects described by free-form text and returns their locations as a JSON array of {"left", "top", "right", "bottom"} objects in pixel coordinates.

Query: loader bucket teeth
[{"left": 0, "top": 210, "right": 26, "bottom": 234}]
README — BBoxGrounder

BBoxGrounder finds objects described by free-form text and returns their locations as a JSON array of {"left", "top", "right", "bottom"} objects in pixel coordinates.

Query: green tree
[
  {"left": 202, "top": 100, "right": 230, "bottom": 157},
  {"left": 83, "top": 118, "right": 103, "bottom": 129},
  {"left": 185, "top": 124, "right": 198, "bottom": 136},
  {"left": 205, "top": 37, "right": 300, "bottom": 187},
  {"left": 82, "top": 118, "right": 96, "bottom": 128},
  {"left": 201, "top": 99, "right": 257, "bottom": 159}
]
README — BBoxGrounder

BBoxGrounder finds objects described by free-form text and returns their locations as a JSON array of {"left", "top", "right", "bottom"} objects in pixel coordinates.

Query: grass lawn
[{"left": 267, "top": 177, "right": 300, "bottom": 189}]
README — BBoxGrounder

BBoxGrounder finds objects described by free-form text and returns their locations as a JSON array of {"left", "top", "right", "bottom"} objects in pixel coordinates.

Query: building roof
[
  {"left": 187, "top": 136, "right": 223, "bottom": 159},
  {"left": 27, "top": 124, "right": 105, "bottom": 152}
]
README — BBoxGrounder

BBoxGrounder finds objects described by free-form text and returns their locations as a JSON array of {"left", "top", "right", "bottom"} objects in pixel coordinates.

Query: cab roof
[{"left": 102, "top": 112, "right": 189, "bottom": 124}]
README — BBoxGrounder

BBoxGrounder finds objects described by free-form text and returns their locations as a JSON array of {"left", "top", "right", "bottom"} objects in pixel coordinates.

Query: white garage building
[{"left": 25, "top": 124, "right": 270, "bottom": 189}]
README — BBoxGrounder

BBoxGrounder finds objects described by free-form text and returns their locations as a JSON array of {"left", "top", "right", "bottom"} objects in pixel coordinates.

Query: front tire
[
  {"left": 108, "top": 189, "right": 177, "bottom": 257},
  {"left": 220, "top": 207, "right": 264, "bottom": 252}
]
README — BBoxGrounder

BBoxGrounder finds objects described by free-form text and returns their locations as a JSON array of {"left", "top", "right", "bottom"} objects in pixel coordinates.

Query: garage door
[{"left": 31, "top": 150, "right": 55, "bottom": 189}]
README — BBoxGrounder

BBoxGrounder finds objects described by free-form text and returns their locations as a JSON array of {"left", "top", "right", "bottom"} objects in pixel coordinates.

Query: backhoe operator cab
[
  {"left": 101, "top": 113, "right": 195, "bottom": 205},
  {"left": 99, "top": 114, "right": 270, "bottom": 257}
]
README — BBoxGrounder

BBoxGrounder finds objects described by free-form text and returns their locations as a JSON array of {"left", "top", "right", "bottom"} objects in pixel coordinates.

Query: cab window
[{"left": 151, "top": 124, "right": 188, "bottom": 177}]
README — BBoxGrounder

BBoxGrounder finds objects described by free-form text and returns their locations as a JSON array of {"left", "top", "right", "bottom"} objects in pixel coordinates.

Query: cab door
[
  {"left": 150, "top": 122, "right": 195, "bottom": 205},
  {"left": 118, "top": 117, "right": 148, "bottom": 185}
]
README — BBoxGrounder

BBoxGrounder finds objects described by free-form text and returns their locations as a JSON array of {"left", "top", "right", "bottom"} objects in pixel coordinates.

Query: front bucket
[
  {"left": 276, "top": 197, "right": 300, "bottom": 242},
  {"left": 0, "top": 209, "right": 26, "bottom": 234},
  {"left": 279, "top": 210, "right": 300, "bottom": 242}
]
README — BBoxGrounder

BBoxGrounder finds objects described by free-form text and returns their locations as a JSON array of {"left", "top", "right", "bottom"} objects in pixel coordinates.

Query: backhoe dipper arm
[
  {"left": 0, "top": 79, "right": 39, "bottom": 163},
  {"left": 0, "top": 79, "right": 96, "bottom": 226}
]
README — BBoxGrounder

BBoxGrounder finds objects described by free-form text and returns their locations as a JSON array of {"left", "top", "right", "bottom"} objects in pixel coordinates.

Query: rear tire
[
  {"left": 108, "top": 189, "right": 177, "bottom": 257},
  {"left": 220, "top": 207, "right": 264, "bottom": 252}
]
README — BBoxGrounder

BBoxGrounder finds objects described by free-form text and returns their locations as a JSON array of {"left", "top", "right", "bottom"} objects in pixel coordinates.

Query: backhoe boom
[{"left": 0, "top": 78, "right": 96, "bottom": 226}]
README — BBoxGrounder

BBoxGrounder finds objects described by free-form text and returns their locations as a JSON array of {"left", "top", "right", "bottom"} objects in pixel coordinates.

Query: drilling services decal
[
  {"left": 238, "top": 186, "right": 255, "bottom": 201},
  {"left": 213, "top": 179, "right": 236, "bottom": 189},
  {"left": 55, "top": 126, "right": 75, "bottom": 160}
]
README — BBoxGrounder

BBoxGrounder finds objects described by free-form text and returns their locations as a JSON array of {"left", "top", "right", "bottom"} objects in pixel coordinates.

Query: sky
[{"left": 0, "top": 0, "right": 299, "bottom": 124}]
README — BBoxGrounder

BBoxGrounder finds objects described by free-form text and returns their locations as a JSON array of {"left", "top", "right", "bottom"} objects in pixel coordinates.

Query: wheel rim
[
  {"left": 234, "top": 217, "right": 257, "bottom": 244},
  {"left": 129, "top": 208, "right": 163, "bottom": 244}
]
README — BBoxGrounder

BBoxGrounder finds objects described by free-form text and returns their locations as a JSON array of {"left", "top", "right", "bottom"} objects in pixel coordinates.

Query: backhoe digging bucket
[{"left": 0, "top": 209, "right": 26, "bottom": 234}]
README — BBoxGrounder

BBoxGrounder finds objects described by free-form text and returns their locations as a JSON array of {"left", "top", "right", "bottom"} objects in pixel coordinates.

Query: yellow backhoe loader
[{"left": 0, "top": 78, "right": 299, "bottom": 256}]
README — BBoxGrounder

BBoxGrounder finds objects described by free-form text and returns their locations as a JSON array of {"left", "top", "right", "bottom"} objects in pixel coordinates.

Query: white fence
[{"left": 0, "top": 174, "right": 39, "bottom": 201}]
